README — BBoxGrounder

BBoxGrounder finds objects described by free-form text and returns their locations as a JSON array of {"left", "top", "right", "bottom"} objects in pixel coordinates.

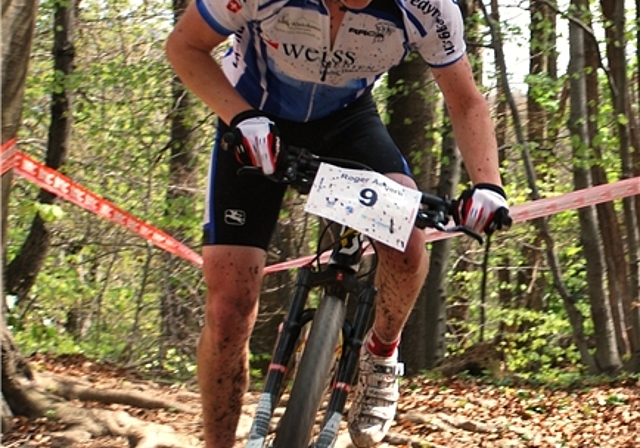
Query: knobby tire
[{"left": 272, "top": 293, "right": 346, "bottom": 448}]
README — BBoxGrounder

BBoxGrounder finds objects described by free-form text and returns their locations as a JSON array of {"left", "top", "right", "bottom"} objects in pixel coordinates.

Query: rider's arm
[
  {"left": 165, "top": 2, "right": 252, "bottom": 125},
  {"left": 431, "top": 54, "right": 503, "bottom": 187}
]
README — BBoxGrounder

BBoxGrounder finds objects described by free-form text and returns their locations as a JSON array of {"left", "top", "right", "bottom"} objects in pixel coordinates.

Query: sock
[{"left": 366, "top": 329, "right": 400, "bottom": 357}]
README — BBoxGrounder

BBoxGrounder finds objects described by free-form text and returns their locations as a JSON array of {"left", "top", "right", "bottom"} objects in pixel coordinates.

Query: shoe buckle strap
[
  {"left": 358, "top": 403, "right": 397, "bottom": 420},
  {"left": 373, "top": 362, "right": 404, "bottom": 376}
]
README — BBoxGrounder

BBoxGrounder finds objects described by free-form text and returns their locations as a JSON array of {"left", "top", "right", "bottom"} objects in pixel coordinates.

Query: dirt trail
[{"left": 3, "top": 355, "right": 639, "bottom": 448}]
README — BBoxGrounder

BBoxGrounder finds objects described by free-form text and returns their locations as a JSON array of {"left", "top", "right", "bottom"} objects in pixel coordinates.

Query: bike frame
[{"left": 245, "top": 225, "right": 376, "bottom": 448}]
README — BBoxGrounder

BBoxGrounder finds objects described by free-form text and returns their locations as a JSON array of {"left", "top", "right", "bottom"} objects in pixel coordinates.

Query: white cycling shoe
[{"left": 347, "top": 347, "right": 404, "bottom": 447}]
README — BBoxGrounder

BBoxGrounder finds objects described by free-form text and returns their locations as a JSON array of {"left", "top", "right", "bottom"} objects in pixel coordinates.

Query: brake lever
[
  {"left": 434, "top": 223, "right": 484, "bottom": 245},
  {"left": 454, "top": 225, "right": 484, "bottom": 245}
]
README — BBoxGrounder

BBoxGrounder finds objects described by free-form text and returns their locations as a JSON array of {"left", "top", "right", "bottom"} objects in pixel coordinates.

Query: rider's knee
[
  {"left": 378, "top": 229, "right": 428, "bottom": 274},
  {"left": 203, "top": 283, "right": 260, "bottom": 336}
]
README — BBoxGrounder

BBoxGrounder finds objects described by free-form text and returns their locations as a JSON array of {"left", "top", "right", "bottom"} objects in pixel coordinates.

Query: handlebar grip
[
  {"left": 483, "top": 207, "right": 512, "bottom": 238},
  {"left": 494, "top": 207, "right": 512, "bottom": 229}
]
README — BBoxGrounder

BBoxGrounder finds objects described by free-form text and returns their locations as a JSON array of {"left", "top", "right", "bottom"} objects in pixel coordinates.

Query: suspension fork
[
  {"left": 247, "top": 267, "right": 315, "bottom": 441},
  {"left": 248, "top": 226, "right": 368, "bottom": 445},
  {"left": 315, "top": 283, "right": 377, "bottom": 446},
  {"left": 258, "top": 231, "right": 363, "bottom": 411},
  {"left": 322, "top": 226, "right": 373, "bottom": 411}
]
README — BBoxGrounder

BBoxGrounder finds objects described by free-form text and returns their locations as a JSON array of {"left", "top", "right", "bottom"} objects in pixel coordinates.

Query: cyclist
[{"left": 166, "top": 0, "right": 510, "bottom": 446}]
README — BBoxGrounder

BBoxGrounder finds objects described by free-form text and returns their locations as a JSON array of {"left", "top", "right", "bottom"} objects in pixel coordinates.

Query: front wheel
[{"left": 272, "top": 293, "right": 346, "bottom": 448}]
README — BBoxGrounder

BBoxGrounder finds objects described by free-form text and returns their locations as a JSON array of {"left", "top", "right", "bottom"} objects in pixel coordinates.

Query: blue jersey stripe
[
  {"left": 203, "top": 136, "right": 220, "bottom": 243},
  {"left": 196, "top": 0, "right": 234, "bottom": 36},
  {"left": 428, "top": 52, "right": 464, "bottom": 68},
  {"left": 397, "top": 2, "right": 427, "bottom": 37}
]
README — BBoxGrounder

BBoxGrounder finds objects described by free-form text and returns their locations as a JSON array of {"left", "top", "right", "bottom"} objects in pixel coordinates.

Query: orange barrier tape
[
  {"left": 3, "top": 140, "right": 203, "bottom": 267},
  {"left": 420, "top": 176, "right": 640, "bottom": 244},
  {"left": 1, "top": 138, "right": 18, "bottom": 175},
  {"left": 4, "top": 139, "right": 639, "bottom": 274},
  {"left": 264, "top": 176, "right": 640, "bottom": 273}
]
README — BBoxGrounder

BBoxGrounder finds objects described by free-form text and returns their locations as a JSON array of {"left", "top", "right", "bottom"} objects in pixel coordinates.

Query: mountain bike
[{"left": 237, "top": 144, "right": 484, "bottom": 448}]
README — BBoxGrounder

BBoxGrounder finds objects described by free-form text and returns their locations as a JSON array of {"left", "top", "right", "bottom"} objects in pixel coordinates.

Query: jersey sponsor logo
[
  {"left": 274, "top": 13, "right": 323, "bottom": 39},
  {"left": 434, "top": 16, "right": 455, "bottom": 55},
  {"left": 281, "top": 44, "right": 356, "bottom": 66},
  {"left": 226, "top": 0, "right": 242, "bottom": 13},
  {"left": 408, "top": 0, "right": 441, "bottom": 17},
  {"left": 407, "top": 0, "right": 457, "bottom": 56},
  {"left": 347, "top": 22, "right": 394, "bottom": 43},
  {"left": 224, "top": 209, "right": 246, "bottom": 226}
]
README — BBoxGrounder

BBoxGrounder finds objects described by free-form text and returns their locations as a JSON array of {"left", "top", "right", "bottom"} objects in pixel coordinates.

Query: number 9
[{"left": 359, "top": 188, "right": 378, "bottom": 207}]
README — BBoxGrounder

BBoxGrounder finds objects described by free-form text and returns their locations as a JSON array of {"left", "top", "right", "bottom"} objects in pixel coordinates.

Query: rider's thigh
[
  {"left": 202, "top": 245, "right": 267, "bottom": 333},
  {"left": 385, "top": 172, "right": 417, "bottom": 189}
]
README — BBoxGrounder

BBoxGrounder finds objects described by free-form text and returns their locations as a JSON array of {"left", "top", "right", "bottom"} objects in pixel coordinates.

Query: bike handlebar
[{"left": 223, "top": 135, "right": 485, "bottom": 244}]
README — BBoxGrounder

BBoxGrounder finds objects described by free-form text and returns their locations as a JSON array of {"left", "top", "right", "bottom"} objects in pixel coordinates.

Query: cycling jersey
[{"left": 197, "top": 0, "right": 466, "bottom": 122}]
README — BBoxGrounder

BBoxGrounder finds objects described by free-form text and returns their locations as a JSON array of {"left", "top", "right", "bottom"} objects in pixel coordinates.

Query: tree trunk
[
  {"left": 1, "top": 316, "right": 40, "bottom": 429},
  {"left": 1, "top": 0, "right": 39, "bottom": 259},
  {"left": 634, "top": 0, "right": 640, "bottom": 374},
  {"left": 518, "top": 0, "right": 554, "bottom": 315},
  {"left": 584, "top": 12, "right": 631, "bottom": 360},
  {"left": 5, "top": 0, "right": 76, "bottom": 301},
  {"left": 568, "top": 0, "right": 621, "bottom": 374},
  {"left": 600, "top": 0, "right": 640, "bottom": 339},
  {"left": 421, "top": 112, "right": 460, "bottom": 370},
  {"left": 386, "top": 54, "right": 436, "bottom": 188},
  {"left": 490, "top": 0, "right": 514, "bottom": 333},
  {"left": 1, "top": 0, "right": 39, "bottom": 142},
  {"left": 1, "top": 0, "right": 44, "bottom": 427}
]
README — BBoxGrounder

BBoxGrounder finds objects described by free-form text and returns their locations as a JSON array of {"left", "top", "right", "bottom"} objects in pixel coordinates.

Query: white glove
[
  {"left": 454, "top": 183, "right": 511, "bottom": 234},
  {"left": 230, "top": 111, "right": 281, "bottom": 176}
]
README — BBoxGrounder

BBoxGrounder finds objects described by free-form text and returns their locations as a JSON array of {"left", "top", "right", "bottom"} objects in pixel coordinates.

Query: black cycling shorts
[{"left": 202, "top": 91, "right": 412, "bottom": 250}]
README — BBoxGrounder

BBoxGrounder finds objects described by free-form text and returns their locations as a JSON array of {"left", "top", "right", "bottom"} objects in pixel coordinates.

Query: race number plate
[{"left": 305, "top": 163, "right": 422, "bottom": 251}]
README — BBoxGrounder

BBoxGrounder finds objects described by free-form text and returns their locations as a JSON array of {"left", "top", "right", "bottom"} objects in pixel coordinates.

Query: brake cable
[{"left": 478, "top": 232, "right": 492, "bottom": 343}]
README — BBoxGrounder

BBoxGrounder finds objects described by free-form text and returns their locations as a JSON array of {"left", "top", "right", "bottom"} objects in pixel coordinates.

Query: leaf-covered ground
[{"left": 3, "top": 354, "right": 639, "bottom": 448}]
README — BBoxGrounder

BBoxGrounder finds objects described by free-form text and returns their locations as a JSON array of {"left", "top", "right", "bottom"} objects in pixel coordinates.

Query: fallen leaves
[
  {"left": 395, "top": 376, "right": 640, "bottom": 447},
  {"left": 3, "top": 354, "right": 640, "bottom": 448}
]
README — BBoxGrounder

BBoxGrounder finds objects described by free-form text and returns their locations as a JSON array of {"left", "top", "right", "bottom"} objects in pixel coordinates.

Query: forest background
[{"left": 1, "top": 0, "right": 640, "bottom": 445}]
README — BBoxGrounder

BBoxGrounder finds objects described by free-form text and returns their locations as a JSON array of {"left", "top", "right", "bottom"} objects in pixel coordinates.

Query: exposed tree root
[
  {"left": 10, "top": 372, "right": 201, "bottom": 448},
  {"left": 47, "top": 403, "right": 198, "bottom": 448},
  {"left": 37, "top": 371, "right": 197, "bottom": 414}
]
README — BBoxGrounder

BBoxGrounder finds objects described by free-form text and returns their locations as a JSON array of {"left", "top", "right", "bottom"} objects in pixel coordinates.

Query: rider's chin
[{"left": 339, "top": 0, "right": 372, "bottom": 10}]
